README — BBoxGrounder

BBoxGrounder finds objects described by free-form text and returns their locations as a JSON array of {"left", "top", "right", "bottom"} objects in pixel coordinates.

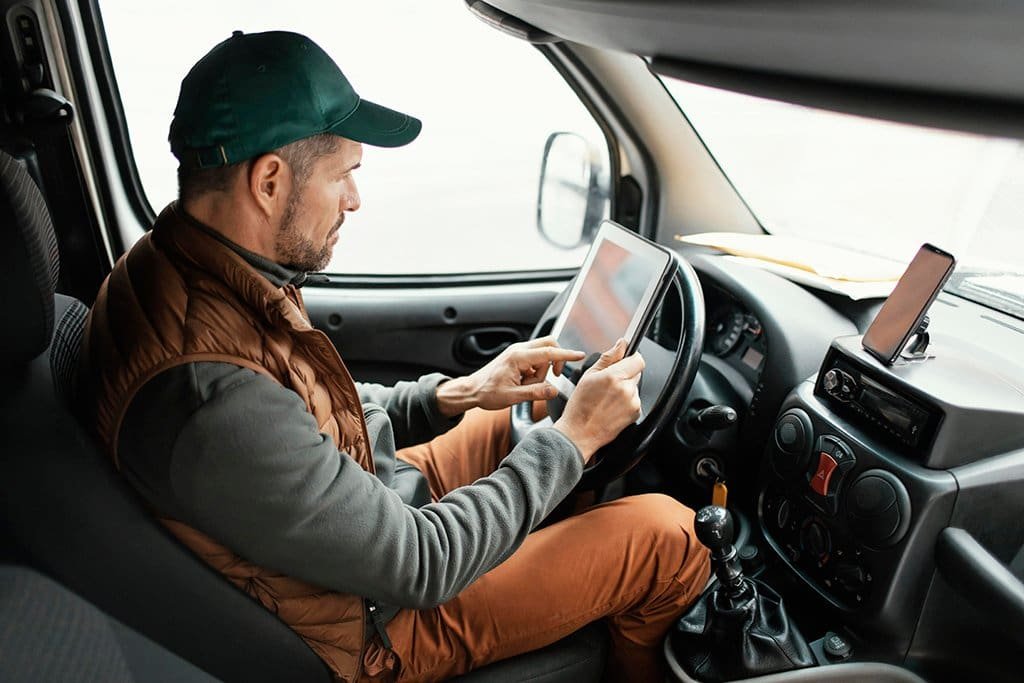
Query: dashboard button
[{"left": 810, "top": 452, "right": 838, "bottom": 496}]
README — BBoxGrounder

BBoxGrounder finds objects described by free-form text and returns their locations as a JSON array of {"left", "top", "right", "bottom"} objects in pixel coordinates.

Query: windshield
[{"left": 662, "top": 79, "right": 1024, "bottom": 320}]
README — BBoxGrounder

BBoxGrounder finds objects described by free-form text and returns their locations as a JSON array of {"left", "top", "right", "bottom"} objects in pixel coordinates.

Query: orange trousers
[{"left": 362, "top": 408, "right": 710, "bottom": 682}]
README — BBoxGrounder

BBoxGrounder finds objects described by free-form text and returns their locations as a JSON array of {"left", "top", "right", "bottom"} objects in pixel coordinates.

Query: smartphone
[{"left": 863, "top": 243, "right": 956, "bottom": 365}]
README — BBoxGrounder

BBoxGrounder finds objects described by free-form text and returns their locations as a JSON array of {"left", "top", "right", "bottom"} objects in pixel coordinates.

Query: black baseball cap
[{"left": 169, "top": 30, "right": 421, "bottom": 169}]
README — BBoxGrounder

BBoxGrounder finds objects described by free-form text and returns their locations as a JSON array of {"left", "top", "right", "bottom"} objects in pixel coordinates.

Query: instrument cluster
[{"left": 704, "top": 296, "right": 766, "bottom": 383}]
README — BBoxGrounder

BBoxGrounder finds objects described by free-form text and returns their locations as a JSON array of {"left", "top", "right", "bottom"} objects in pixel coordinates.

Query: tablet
[{"left": 547, "top": 221, "right": 675, "bottom": 398}]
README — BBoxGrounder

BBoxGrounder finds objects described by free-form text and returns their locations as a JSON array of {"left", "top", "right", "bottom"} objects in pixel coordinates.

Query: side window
[{"left": 100, "top": 1, "right": 612, "bottom": 274}]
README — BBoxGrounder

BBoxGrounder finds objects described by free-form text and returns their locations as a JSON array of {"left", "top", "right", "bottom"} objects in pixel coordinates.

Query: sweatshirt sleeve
[
  {"left": 163, "top": 364, "right": 583, "bottom": 609},
  {"left": 356, "top": 373, "right": 462, "bottom": 448}
]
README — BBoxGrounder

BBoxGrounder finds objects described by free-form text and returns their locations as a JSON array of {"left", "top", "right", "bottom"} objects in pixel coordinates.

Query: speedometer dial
[{"left": 708, "top": 307, "right": 746, "bottom": 357}]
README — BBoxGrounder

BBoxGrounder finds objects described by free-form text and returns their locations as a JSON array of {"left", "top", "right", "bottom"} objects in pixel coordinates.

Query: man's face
[{"left": 276, "top": 137, "right": 362, "bottom": 272}]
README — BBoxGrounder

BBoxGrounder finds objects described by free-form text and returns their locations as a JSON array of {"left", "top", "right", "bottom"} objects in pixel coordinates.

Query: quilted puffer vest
[{"left": 79, "top": 203, "right": 378, "bottom": 681}]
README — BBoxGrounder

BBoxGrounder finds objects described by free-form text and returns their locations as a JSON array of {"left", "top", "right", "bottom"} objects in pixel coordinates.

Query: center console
[
  {"left": 757, "top": 337, "right": 964, "bottom": 643},
  {"left": 667, "top": 331, "right": 1024, "bottom": 681},
  {"left": 755, "top": 333, "right": 1024, "bottom": 637}
]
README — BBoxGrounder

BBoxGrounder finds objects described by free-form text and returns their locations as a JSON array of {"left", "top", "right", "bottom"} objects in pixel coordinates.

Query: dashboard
[
  {"left": 651, "top": 265, "right": 770, "bottom": 394},
  {"left": 653, "top": 248, "right": 856, "bottom": 471},
  {"left": 657, "top": 248, "right": 1024, "bottom": 679}
]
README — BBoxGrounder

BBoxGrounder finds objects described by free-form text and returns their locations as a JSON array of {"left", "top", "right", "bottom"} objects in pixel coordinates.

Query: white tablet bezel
[{"left": 546, "top": 220, "right": 674, "bottom": 399}]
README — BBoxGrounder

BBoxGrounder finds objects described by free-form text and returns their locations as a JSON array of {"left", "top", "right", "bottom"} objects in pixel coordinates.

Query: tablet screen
[{"left": 549, "top": 222, "right": 672, "bottom": 397}]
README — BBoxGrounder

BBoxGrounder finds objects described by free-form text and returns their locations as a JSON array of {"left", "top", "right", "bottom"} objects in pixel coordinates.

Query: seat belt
[{"left": 11, "top": 88, "right": 110, "bottom": 303}]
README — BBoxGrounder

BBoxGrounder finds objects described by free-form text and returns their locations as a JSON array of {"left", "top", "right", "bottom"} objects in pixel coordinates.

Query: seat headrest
[{"left": 0, "top": 149, "right": 60, "bottom": 366}]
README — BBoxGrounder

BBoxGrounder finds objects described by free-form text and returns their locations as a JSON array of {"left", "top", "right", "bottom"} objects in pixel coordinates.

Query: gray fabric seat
[
  {"left": 0, "top": 148, "right": 607, "bottom": 682},
  {"left": 0, "top": 565, "right": 220, "bottom": 683},
  {"left": 0, "top": 149, "right": 332, "bottom": 682}
]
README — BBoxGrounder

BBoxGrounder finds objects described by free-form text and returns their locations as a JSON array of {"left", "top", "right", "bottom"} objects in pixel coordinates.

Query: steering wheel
[{"left": 510, "top": 253, "right": 706, "bottom": 489}]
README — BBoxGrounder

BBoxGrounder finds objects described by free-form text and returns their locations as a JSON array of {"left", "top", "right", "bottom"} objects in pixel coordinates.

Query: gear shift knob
[
  {"left": 696, "top": 505, "right": 747, "bottom": 601},
  {"left": 695, "top": 505, "right": 734, "bottom": 553}
]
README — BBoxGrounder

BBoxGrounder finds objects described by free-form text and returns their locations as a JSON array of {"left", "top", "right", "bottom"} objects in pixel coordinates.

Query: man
[{"left": 79, "top": 31, "right": 709, "bottom": 682}]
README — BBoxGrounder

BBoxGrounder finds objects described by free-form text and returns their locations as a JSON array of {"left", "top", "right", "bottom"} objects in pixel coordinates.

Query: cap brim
[{"left": 329, "top": 98, "right": 421, "bottom": 148}]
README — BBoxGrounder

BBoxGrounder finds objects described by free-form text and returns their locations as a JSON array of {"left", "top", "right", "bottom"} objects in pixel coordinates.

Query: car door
[{"left": 92, "top": 0, "right": 626, "bottom": 385}]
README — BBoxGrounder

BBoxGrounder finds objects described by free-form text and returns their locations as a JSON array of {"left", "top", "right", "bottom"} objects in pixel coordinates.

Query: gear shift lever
[
  {"left": 694, "top": 506, "right": 747, "bottom": 604},
  {"left": 672, "top": 505, "right": 815, "bottom": 681}
]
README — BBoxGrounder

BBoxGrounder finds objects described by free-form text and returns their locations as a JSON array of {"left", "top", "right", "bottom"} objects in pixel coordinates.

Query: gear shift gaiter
[{"left": 671, "top": 506, "right": 816, "bottom": 682}]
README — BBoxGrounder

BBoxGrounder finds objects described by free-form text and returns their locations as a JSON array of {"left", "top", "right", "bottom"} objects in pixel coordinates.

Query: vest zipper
[{"left": 366, "top": 599, "right": 394, "bottom": 650}]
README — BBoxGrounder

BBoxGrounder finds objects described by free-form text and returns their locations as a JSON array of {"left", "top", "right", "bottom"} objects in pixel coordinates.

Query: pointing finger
[{"left": 525, "top": 336, "right": 557, "bottom": 348}]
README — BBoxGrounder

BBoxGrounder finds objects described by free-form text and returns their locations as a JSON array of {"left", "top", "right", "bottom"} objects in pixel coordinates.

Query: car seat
[
  {"left": 0, "top": 565, "right": 220, "bottom": 682},
  {"left": 0, "top": 149, "right": 607, "bottom": 682}
]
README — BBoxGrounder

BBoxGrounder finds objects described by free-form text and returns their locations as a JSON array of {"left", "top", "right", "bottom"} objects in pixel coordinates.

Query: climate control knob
[{"left": 800, "top": 519, "right": 831, "bottom": 562}]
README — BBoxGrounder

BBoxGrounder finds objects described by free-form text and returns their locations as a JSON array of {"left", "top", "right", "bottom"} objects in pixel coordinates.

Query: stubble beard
[{"left": 275, "top": 187, "right": 340, "bottom": 273}]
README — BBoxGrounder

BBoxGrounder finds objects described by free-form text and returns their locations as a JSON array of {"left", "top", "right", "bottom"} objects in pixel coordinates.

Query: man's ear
[{"left": 248, "top": 153, "right": 291, "bottom": 219}]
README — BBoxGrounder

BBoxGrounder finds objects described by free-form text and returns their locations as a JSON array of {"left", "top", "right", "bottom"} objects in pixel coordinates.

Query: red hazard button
[{"left": 810, "top": 452, "right": 838, "bottom": 496}]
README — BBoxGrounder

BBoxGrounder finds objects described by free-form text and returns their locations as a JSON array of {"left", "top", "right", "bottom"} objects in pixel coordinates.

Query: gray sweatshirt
[{"left": 116, "top": 222, "right": 584, "bottom": 618}]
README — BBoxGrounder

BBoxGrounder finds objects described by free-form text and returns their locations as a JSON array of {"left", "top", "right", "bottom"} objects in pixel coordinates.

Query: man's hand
[
  {"left": 552, "top": 339, "right": 644, "bottom": 464},
  {"left": 436, "top": 337, "right": 585, "bottom": 417}
]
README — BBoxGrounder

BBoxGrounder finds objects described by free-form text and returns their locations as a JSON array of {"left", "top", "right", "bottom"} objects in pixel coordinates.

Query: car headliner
[{"left": 478, "top": 0, "right": 1024, "bottom": 138}]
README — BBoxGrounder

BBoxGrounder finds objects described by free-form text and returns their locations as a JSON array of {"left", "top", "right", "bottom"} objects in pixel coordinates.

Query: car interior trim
[
  {"left": 485, "top": 0, "right": 1024, "bottom": 138},
  {"left": 935, "top": 527, "right": 1024, "bottom": 641},
  {"left": 652, "top": 56, "right": 1024, "bottom": 142},
  {"left": 465, "top": 0, "right": 560, "bottom": 44}
]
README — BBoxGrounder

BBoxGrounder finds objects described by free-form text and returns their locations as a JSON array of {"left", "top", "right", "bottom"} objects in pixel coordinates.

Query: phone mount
[{"left": 899, "top": 315, "right": 933, "bottom": 361}]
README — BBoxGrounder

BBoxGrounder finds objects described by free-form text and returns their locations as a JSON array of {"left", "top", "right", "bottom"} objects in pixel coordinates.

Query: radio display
[
  {"left": 856, "top": 374, "right": 928, "bottom": 442},
  {"left": 816, "top": 350, "right": 941, "bottom": 454}
]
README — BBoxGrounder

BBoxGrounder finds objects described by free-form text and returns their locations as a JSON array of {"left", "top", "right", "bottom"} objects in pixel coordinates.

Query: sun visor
[{"left": 479, "top": 0, "right": 1024, "bottom": 138}]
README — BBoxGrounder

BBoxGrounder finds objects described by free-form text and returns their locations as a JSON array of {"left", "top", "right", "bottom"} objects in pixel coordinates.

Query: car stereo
[{"left": 814, "top": 349, "right": 942, "bottom": 455}]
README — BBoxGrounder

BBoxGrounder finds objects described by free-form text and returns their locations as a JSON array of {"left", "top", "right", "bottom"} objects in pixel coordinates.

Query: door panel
[
  {"left": 453, "top": 327, "right": 524, "bottom": 365},
  {"left": 303, "top": 281, "right": 568, "bottom": 385}
]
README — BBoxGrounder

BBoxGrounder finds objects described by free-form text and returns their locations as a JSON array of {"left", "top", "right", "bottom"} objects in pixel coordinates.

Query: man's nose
[{"left": 342, "top": 181, "right": 360, "bottom": 212}]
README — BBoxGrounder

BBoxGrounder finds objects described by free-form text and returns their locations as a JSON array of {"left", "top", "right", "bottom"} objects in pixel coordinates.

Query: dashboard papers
[
  {"left": 676, "top": 232, "right": 902, "bottom": 300},
  {"left": 723, "top": 256, "right": 896, "bottom": 300}
]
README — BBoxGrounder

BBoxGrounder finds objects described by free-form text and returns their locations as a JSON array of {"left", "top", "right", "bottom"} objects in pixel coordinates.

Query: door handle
[{"left": 455, "top": 327, "right": 522, "bottom": 364}]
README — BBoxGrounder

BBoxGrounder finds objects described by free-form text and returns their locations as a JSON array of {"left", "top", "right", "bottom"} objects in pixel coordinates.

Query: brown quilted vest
[{"left": 79, "top": 203, "right": 380, "bottom": 681}]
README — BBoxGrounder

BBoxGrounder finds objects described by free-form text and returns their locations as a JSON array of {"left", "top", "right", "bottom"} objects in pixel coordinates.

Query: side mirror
[{"left": 536, "top": 132, "right": 608, "bottom": 249}]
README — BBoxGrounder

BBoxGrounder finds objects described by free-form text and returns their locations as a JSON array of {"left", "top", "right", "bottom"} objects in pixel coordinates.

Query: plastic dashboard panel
[
  {"left": 757, "top": 321, "right": 1024, "bottom": 664},
  {"left": 759, "top": 381, "right": 958, "bottom": 648},
  {"left": 824, "top": 335, "right": 1024, "bottom": 469},
  {"left": 681, "top": 248, "right": 858, "bottom": 461}
]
